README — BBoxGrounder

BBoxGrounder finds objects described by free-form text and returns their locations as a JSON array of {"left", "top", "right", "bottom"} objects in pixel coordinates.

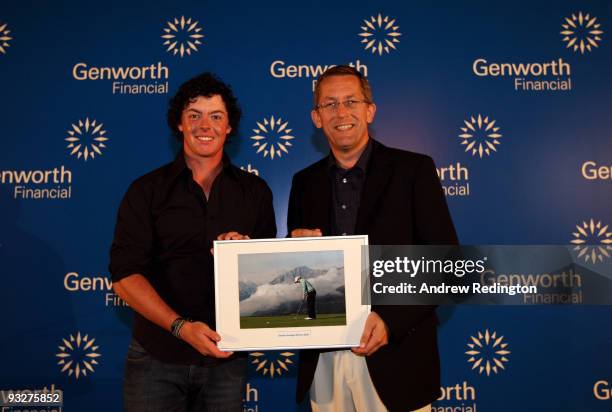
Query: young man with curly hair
[{"left": 109, "top": 73, "right": 276, "bottom": 412}]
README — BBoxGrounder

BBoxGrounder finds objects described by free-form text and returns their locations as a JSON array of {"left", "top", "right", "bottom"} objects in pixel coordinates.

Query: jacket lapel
[
  {"left": 306, "top": 162, "right": 332, "bottom": 235},
  {"left": 355, "top": 140, "right": 393, "bottom": 234}
]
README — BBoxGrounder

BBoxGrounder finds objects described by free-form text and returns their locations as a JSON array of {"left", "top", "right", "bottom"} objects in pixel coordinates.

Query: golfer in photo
[
  {"left": 237, "top": 250, "right": 346, "bottom": 329},
  {"left": 295, "top": 276, "right": 317, "bottom": 319}
]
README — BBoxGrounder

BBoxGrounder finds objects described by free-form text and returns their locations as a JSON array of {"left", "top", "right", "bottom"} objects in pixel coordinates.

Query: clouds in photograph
[{"left": 238, "top": 250, "right": 345, "bottom": 316}]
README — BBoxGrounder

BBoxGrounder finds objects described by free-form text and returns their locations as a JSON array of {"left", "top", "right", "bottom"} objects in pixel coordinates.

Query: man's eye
[
  {"left": 345, "top": 100, "right": 357, "bottom": 107},
  {"left": 324, "top": 102, "right": 338, "bottom": 109},
  {"left": 189, "top": 113, "right": 200, "bottom": 120},
  {"left": 211, "top": 114, "right": 222, "bottom": 121}
]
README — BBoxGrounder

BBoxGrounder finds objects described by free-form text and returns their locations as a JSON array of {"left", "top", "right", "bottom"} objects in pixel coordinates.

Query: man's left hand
[
  {"left": 352, "top": 312, "right": 389, "bottom": 356},
  {"left": 217, "top": 232, "right": 250, "bottom": 241},
  {"left": 211, "top": 232, "right": 250, "bottom": 254}
]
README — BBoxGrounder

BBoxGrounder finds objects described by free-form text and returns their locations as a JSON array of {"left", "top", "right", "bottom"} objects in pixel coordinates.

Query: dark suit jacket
[{"left": 287, "top": 139, "right": 458, "bottom": 412}]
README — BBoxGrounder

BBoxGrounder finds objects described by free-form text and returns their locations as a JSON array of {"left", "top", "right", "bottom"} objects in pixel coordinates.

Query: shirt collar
[
  {"left": 327, "top": 138, "right": 373, "bottom": 174},
  {"left": 169, "top": 151, "right": 237, "bottom": 181}
]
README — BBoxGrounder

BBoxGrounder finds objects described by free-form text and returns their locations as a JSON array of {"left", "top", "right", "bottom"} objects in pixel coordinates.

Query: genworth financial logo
[
  {"left": 458, "top": 114, "right": 503, "bottom": 158},
  {"left": 161, "top": 16, "right": 204, "bottom": 57},
  {"left": 472, "top": 11, "right": 604, "bottom": 93},
  {"left": 1, "top": 165, "right": 72, "bottom": 200},
  {"left": 358, "top": 13, "right": 401, "bottom": 56},
  {"left": 250, "top": 116, "right": 296, "bottom": 160},
  {"left": 570, "top": 219, "right": 612, "bottom": 263},
  {"left": 465, "top": 329, "right": 511, "bottom": 376},
  {"left": 1, "top": 117, "right": 109, "bottom": 200},
  {"left": 55, "top": 332, "right": 102, "bottom": 379},
  {"left": 65, "top": 118, "right": 109, "bottom": 161},
  {"left": 434, "top": 381, "right": 478, "bottom": 412},
  {"left": 436, "top": 162, "right": 471, "bottom": 197},
  {"left": 70, "top": 16, "right": 183, "bottom": 95},
  {"left": 268, "top": 13, "right": 385, "bottom": 90},
  {"left": 63, "top": 271, "right": 128, "bottom": 308},
  {"left": 72, "top": 62, "right": 169, "bottom": 95},
  {"left": 561, "top": 12, "right": 604, "bottom": 54},
  {"left": 249, "top": 351, "right": 296, "bottom": 378},
  {"left": 472, "top": 58, "right": 572, "bottom": 92},
  {"left": 269, "top": 60, "right": 368, "bottom": 91},
  {"left": 472, "top": 12, "right": 604, "bottom": 91},
  {"left": 0, "top": 21, "right": 12, "bottom": 55}
]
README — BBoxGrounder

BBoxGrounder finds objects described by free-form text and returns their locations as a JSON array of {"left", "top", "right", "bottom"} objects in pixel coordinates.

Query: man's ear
[
  {"left": 366, "top": 103, "right": 377, "bottom": 124},
  {"left": 311, "top": 109, "right": 322, "bottom": 129}
]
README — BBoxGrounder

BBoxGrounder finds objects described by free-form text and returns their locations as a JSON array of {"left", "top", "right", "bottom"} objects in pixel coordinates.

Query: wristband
[{"left": 170, "top": 317, "right": 193, "bottom": 339}]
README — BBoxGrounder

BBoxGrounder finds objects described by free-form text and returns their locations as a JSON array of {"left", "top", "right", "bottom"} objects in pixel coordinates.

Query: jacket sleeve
[
  {"left": 377, "top": 155, "right": 459, "bottom": 342},
  {"left": 286, "top": 173, "right": 303, "bottom": 236}
]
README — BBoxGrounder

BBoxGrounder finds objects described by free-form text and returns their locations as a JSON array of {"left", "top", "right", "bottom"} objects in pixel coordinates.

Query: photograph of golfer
[
  {"left": 294, "top": 276, "right": 316, "bottom": 320},
  {"left": 238, "top": 250, "right": 347, "bottom": 329}
]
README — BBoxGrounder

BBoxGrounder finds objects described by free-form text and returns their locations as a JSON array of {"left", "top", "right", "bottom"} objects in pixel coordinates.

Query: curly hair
[{"left": 167, "top": 72, "right": 241, "bottom": 141}]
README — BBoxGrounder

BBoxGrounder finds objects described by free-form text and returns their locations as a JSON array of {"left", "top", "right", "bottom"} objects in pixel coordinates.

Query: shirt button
[
  {"left": 342, "top": 178, "right": 348, "bottom": 183},
  {"left": 341, "top": 204, "right": 347, "bottom": 210}
]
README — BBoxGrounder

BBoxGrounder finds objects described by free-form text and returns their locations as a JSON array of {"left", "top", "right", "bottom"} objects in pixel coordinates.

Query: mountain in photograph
[
  {"left": 269, "top": 265, "right": 327, "bottom": 285},
  {"left": 238, "top": 280, "right": 258, "bottom": 300},
  {"left": 239, "top": 265, "right": 346, "bottom": 317}
]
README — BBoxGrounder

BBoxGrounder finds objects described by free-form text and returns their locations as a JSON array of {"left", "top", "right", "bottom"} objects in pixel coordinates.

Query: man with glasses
[
  {"left": 288, "top": 66, "right": 457, "bottom": 412},
  {"left": 109, "top": 72, "right": 276, "bottom": 411}
]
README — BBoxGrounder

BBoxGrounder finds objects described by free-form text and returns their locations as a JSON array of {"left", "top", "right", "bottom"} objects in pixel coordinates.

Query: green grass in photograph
[{"left": 240, "top": 313, "right": 346, "bottom": 329}]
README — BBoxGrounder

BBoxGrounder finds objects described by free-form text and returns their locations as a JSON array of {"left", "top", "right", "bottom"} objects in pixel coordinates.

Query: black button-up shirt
[
  {"left": 109, "top": 152, "right": 276, "bottom": 364},
  {"left": 328, "top": 139, "right": 372, "bottom": 236}
]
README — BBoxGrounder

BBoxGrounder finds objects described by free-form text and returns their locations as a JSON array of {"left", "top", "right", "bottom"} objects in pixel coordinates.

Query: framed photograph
[{"left": 213, "top": 235, "right": 370, "bottom": 351}]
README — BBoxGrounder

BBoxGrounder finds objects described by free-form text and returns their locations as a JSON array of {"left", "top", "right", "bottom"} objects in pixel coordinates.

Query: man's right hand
[
  {"left": 291, "top": 228, "right": 322, "bottom": 238},
  {"left": 179, "top": 321, "right": 233, "bottom": 358}
]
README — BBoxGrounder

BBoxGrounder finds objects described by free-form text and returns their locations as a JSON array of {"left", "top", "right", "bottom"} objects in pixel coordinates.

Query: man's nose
[
  {"left": 335, "top": 102, "right": 350, "bottom": 117},
  {"left": 197, "top": 116, "right": 212, "bottom": 129}
]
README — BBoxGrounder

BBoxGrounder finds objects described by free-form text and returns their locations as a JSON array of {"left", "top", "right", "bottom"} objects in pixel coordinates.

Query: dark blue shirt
[{"left": 328, "top": 139, "right": 372, "bottom": 236}]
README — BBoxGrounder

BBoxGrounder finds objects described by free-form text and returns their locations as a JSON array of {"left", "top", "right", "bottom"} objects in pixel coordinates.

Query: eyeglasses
[{"left": 315, "top": 99, "right": 370, "bottom": 113}]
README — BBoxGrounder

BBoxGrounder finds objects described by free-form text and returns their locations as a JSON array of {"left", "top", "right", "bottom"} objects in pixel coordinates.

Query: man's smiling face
[
  {"left": 311, "top": 75, "right": 376, "bottom": 154},
  {"left": 179, "top": 95, "right": 231, "bottom": 160}
]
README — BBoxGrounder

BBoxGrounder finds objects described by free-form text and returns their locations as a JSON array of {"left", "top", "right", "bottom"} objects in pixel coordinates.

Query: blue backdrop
[{"left": 1, "top": 1, "right": 611, "bottom": 410}]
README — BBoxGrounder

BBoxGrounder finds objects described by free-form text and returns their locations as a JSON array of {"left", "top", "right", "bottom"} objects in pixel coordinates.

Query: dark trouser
[
  {"left": 123, "top": 339, "right": 246, "bottom": 412},
  {"left": 307, "top": 290, "right": 317, "bottom": 319}
]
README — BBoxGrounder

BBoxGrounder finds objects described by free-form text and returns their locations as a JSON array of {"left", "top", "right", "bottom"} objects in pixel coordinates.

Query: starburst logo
[
  {"left": 570, "top": 219, "right": 612, "bottom": 263},
  {"left": 561, "top": 12, "right": 604, "bottom": 54},
  {"left": 0, "top": 22, "right": 12, "bottom": 55},
  {"left": 55, "top": 332, "right": 102, "bottom": 379},
  {"left": 358, "top": 13, "right": 401, "bottom": 56},
  {"left": 465, "top": 329, "right": 510, "bottom": 377},
  {"left": 250, "top": 116, "right": 295, "bottom": 160},
  {"left": 459, "top": 114, "right": 502, "bottom": 158},
  {"left": 161, "top": 16, "right": 204, "bottom": 58},
  {"left": 249, "top": 351, "right": 295, "bottom": 378},
  {"left": 65, "top": 118, "right": 109, "bottom": 161}
]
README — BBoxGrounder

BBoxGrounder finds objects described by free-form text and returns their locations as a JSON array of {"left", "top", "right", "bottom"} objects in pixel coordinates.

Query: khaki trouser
[{"left": 310, "top": 350, "right": 432, "bottom": 412}]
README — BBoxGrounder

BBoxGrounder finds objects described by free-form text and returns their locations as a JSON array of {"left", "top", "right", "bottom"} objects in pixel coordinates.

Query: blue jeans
[{"left": 123, "top": 339, "right": 246, "bottom": 412}]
